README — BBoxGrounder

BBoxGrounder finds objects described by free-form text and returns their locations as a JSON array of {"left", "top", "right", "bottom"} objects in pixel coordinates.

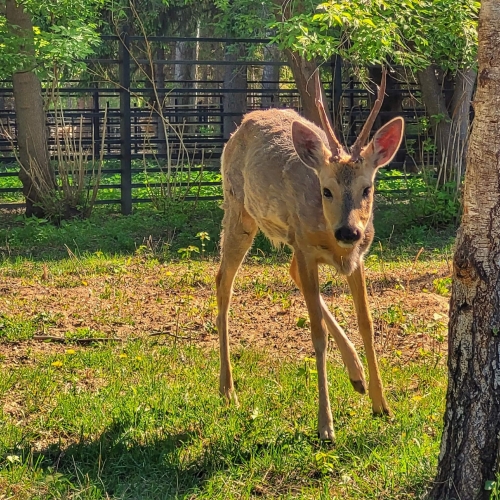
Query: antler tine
[
  {"left": 351, "top": 67, "right": 387, "bottom": 160},
  {"left": 314, "top": 70, "right": 344, "bottom": 160}
]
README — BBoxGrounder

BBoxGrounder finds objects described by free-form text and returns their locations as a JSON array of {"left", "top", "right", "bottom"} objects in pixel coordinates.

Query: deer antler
[
  {"left": 314, "top": 71, "right": 344, "bottom": 161},
  {"left": 350, "top": 68, "right": 387, "bottom": 161}
]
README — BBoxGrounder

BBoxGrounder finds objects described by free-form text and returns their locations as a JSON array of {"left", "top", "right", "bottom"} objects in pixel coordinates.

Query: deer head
[{"left": 291, "top": 69, "right": 404, "bottom": 248}]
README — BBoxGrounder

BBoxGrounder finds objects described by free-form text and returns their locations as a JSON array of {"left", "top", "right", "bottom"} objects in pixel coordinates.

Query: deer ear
[
  {"left": 291, "top": 121, "right": 329, "bottom": 171},
  {"left": 364, "top": 117, "right": 404, "bottom": 168}
]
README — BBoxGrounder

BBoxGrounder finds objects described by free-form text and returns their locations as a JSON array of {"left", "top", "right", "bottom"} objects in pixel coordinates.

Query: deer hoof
[
  {"left": 317, "top": 424, "right": 336, "bottom": 442},
  {"left": 372, "top": 403, "right": 391, "bottom": 418},
  {"left": 350, "top": 378, "right": 367, "bottom": 395},
  {"left": 220, "top": 386, "right": 239, "bottom": 407}
]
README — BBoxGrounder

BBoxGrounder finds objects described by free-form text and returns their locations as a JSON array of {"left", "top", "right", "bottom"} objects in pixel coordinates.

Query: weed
[
  {"left": 196, "top": 231, "right": 211, "bottom": 259},
  {"left": 178, "top": 245, "right": 200, "bottom": 260},
  {"left": 380, "top": 304, "right": 407, "bottom": 327},
  {"left": 433, "top": 276, "right": 452, "bottom": 296}
]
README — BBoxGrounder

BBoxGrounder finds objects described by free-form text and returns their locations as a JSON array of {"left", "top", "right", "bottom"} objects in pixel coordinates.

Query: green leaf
[
  {"left": 485, "top": 480, "right": 496, "bottom": 491},
  {"left": 296, "top": 317, "right": 307, "bottom": 328}
]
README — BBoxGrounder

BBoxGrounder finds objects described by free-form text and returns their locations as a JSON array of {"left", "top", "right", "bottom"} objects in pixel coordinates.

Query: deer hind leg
[
  {"left": 216, "top": 205, "right": 258, "bottom": 404},
  {"left": 292, "top": 250, "right": 335, "bottom": 441},
  {"left": 347, "top": 262, "right": 390, "bottom": 416},
  {"left": 290, "top": 255, "right": 367, "bottom": 395}
]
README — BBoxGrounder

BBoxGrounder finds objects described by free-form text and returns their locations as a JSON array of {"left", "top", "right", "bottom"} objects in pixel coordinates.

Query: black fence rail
[{"left": 0, "top": 35, "right": 427, "bottom": 212}]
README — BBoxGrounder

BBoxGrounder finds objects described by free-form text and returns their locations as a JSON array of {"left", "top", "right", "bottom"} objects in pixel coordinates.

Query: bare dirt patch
[{"left": 0, "top": 257, "right": 451, "bottom": 365}]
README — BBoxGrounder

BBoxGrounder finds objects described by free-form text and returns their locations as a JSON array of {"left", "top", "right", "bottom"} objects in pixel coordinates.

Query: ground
[
  {"left": 0, "top": 253, "right": 450, "bottom": 367},
  {"left": 0, "top": 208, "right": 453, "bottom": 499}
]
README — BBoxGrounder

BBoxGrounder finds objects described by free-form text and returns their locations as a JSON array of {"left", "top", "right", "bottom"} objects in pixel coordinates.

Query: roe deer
[{"left": 216, "top": 69, "right": 404, "bottom": 440}]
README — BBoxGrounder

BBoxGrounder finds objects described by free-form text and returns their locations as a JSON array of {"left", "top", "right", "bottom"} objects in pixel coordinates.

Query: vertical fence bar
[
  {"left": 119, "top": 27, "right": 132, "bottom": 215},
  {"left": 92, "top": 82, "right": 100, "bottom": 158}
]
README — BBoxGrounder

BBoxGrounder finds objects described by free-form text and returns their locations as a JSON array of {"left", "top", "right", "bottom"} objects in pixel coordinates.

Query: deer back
[{"left": 222, "top": 109, "right": 330, "bottom": 240}]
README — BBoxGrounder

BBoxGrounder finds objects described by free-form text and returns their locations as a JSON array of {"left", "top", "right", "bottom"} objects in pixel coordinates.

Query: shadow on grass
[
  {"left": 30, "top": 418, "right": 324, "bottom": 498},
  {"left": 20, "top": 415, "right": 435, "bottom": 499}
]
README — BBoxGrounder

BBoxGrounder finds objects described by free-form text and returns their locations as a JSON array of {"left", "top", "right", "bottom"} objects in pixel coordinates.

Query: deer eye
[
  {"left": 323, "top": 188, "right": 333, "bottom": 198},
  {"left": 363, "top": 186, "right": 372, "bottom": 198}
]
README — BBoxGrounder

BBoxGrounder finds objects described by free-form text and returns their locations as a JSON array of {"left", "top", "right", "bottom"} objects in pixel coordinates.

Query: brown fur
[{"left": 216, "top": 108, "right": 404, "bottom": 439}]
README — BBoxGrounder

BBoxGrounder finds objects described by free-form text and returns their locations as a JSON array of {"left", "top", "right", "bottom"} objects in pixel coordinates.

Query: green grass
[
  {"left": 0, "top": 200, "right": 454, "bottom": 498},
  {"left": 0, "top": 202, "right": 223, "bottom": 261},
  {"left": 0, "top": 161, "right": 222, "bottom": 205},
  {"left": 0, "top": 199, "right": 454, "bottom": 265},
  {"left": 0, "top": 343, "right": 445, "bottom": 499}
]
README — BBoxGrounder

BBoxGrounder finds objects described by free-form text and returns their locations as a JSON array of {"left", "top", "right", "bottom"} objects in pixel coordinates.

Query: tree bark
[
  {"left": 450, "top": 68, "right": 476, "bottom": 178},
  {"left": 6, "top": 0, "right": 54, "bottom": 217},
  {"left": 284, "top": 50, "right": 324, "bottom": 127},
  {"left": 223, "top": 44, "right": 247, "bottom": 139},
  {"left": 175, "top": 40, "right": 196, "bottom": 121},
  {"left": 261, "top": 43, "right": 281, "bottom": 108},
  {"left": 428, "top": 3, "right": 500, "bottom": 499},
  {"left": 417, "top": 65, "right": 476, "bottom": 185}
]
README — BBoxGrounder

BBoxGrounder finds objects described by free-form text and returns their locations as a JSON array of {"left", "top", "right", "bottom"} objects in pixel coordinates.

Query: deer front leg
[
  {"left": 216, "top": 207, "right": 257, "bottom": 405},
  {"left": 347, "top": 262, "right": 390, "bottom": 416},
  {"left": 290, "top": 255, "right": 367, "bottom": 394},
  {"left": 294, "top": 251, "right": 335, "bottom": 441}
]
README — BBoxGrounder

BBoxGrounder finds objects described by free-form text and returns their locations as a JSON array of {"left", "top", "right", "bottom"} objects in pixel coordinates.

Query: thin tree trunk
[
  {"left": 368, "top": 66, "right": 404, "bottom": 126},
  {"left": 175, "top": 40, "right": 195, "bottom": 122},
  {"left": 417, "top": 65, "right": 453, "bottom": 178},
  {"left": 223, "top": 44, "right": 247, "bottom": 140},
  {"left": 284, "top": 50, "right": 323, "bottom": 127},
  {"left": 262, "top": 44, "right": 281, "bottom": 108},
  {"left": 368, "top": 66, "right": 406, "bottom": 166},
  {"left": 417, "top": 65, "right": 475, "bottom": 185},
  {"left": 428, "top": 3, "right": 500, "bottom": 499},
  {"left": 6, "top": 0, "right": 54, "bottom": 217},
  {"left": 155, "top": 46, "right": 167, "bottom": 157},
  {"left": 284, "top": 50, "right": 335, "bottom": 132}
]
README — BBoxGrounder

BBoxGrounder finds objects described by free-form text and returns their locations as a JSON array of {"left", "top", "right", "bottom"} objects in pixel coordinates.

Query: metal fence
[{"left": 0, "top": 35, "right": 426, "bottom": 212}]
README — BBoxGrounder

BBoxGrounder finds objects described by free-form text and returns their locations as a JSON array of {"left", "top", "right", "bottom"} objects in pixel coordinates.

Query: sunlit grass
[
  {"left": 0, "top": 203, "right": 453, "bottom": 498},
  {"left": 0, "top": 343, "right": 445, "bottom": 499}
]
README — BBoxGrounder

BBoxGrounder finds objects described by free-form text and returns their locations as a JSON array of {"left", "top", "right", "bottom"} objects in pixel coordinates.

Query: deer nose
[{"left": 335, "top": 226, "right": 362, "bottom": 243}]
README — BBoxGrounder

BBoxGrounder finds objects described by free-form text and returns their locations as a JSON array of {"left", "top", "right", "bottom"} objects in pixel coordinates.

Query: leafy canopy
[
  {"left": 1, "top": 0, "right": 107, "bottom": 79},
  {"left": 274, "top": 0, "right": 479, "bottom": 72}
]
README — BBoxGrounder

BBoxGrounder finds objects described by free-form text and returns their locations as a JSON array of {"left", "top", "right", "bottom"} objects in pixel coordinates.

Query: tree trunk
[
  {"left": 368, "top": 66, "right": 404, "bottom": 127},
  {"left": 428, "top": 3, "right": 500, "bottom": 499},
  {"left": 450, "top": 68, "right": 476, "bottom": 179},
  {"left": 262, "top": 44, "right": 281, "bottom": 108},
  {"left": 284, "top": 50, "right": 323, "bottom": 127},
  {"left": 368, "top": 66, "right": 406, "bottom": 167},
  {"left": 6, "top": 0, "right": 54, "bottom": 217},
  {"left": 175, "top": 40, "right": 195, "bottom": 122},
  {"left": 417, "top": 65, "right": 476, "bottom": 185},
  {"left": 284, "top": 50, "right": 336, "bottom": 133},
  {"left": 223, "top": 44, "right": 247, "bottom": 140}
]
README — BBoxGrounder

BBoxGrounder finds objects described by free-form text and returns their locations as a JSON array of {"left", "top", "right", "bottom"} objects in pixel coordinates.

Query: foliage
[
  {"left": 104, "top": 0, "right": 215, "bottom": 37},
  {"left": 1, "top": 0, "right": 107, "bottom": 79},
  {"left": 213, "top": 0, "right": 275, "bottom": 37},
  {"left": 375, "top": 170, "right": 461, "bottom": 241},
  {"left": 274, "top": 0, "right": 479, "bottom": 73}
]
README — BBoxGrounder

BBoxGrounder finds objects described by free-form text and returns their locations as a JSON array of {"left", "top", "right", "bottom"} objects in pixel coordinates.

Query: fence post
[
  {"left": 119, "top": 27, "right": 132, "bottom": 215},
  {"left": 92, "top": 81, "right": 100, "bottom": 158}
]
